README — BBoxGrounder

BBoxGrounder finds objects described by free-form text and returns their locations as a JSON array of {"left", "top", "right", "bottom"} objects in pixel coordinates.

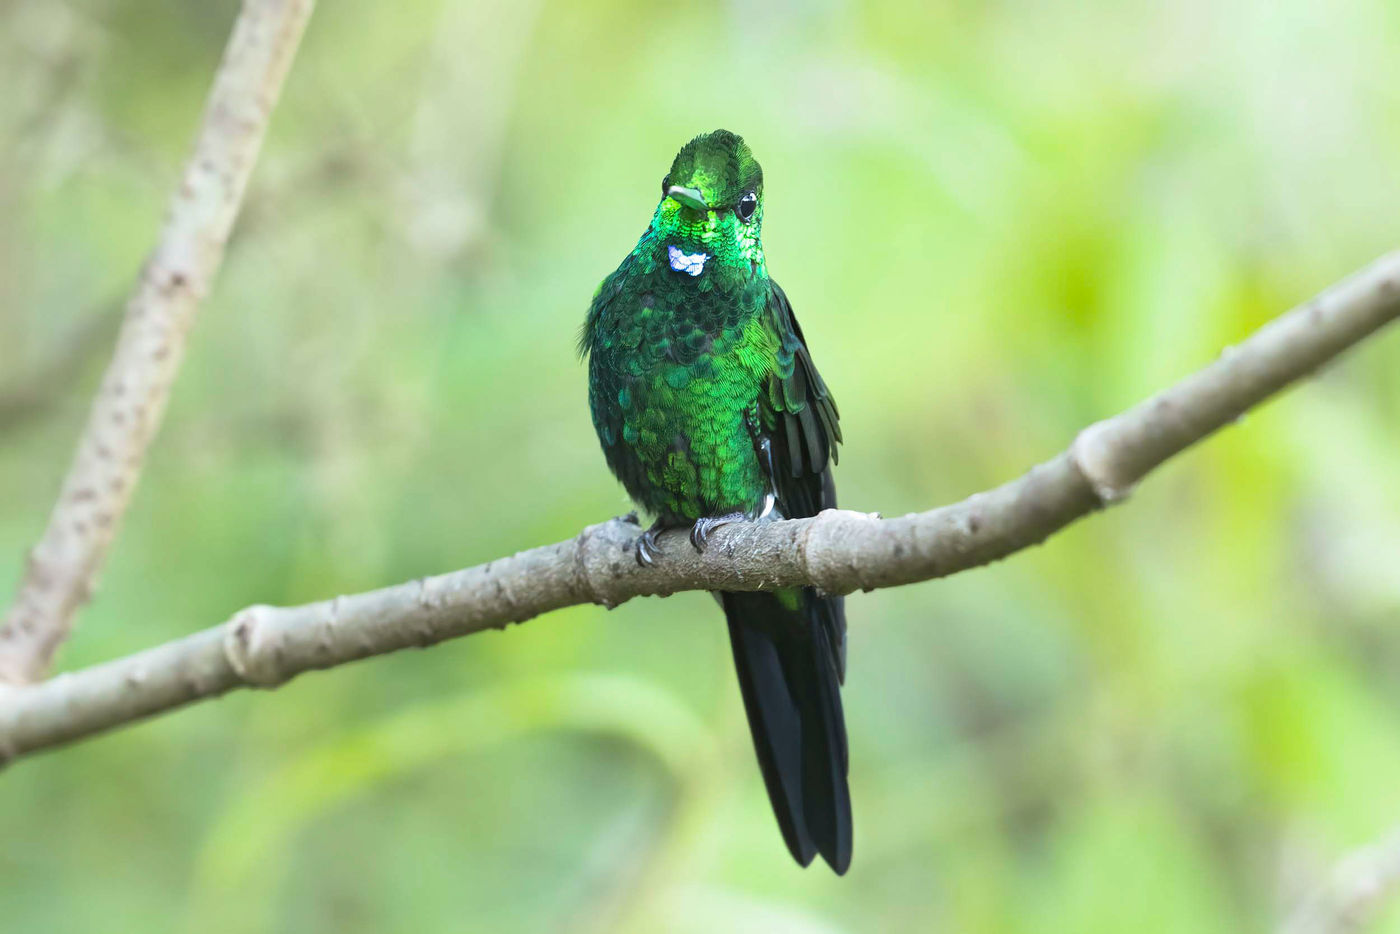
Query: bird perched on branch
[{"left": 580, "top": 130, "right": 850, "bottom": 873}]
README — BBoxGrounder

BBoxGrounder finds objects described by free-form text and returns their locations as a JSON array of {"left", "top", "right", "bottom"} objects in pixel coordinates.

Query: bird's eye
[
  {"left": 661, "top": 177, "right": 670, "bottom": 196},
  {"left": 736, "top": 191, "right": 757, "bottom": 222}
]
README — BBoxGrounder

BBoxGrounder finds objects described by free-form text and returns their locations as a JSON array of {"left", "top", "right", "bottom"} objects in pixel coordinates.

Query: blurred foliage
[{"left": 3, "top": 0, "right": 1400, "bottom": 930}]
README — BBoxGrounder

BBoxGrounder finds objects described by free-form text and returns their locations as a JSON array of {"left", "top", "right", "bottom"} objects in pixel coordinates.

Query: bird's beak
[{"left": 665, "top": 185, "right": 709, "bottom": 211}]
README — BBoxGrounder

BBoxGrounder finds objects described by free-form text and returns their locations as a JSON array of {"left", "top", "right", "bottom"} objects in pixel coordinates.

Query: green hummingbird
[{"left": 580, "top": 130, "right": 850, "bottom": 873}]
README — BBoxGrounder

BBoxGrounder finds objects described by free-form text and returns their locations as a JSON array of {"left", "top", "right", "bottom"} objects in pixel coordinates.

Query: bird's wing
[
  {"left": 760, "top": 279, "right": 842, "bottom": 519},
  {"left": 758, "top": 279, "right": 846, "bottom": 679}
]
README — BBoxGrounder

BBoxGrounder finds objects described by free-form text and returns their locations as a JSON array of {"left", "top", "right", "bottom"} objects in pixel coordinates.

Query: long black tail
[{"left": 722, "top": 587, "right": 851, "bottom": 874}]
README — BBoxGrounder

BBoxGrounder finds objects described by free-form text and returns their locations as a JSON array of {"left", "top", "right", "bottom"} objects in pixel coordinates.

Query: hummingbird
[{"left": 580, "top": 130, "right": 850, "bottom": 873}]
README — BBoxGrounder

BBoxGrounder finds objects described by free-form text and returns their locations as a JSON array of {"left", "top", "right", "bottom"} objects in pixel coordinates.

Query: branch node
[
  {"left": 222, "top": 605, "right": 286, "bottom": 688},
  {"left": 803, "top": 509, "right": 880, "bottom": 595},
  {"left": 1070, "top": 421, "right": 1136, "bottom": 504},
  {"left": 575, "top": 521, "right": 622, "bottom": 609}
]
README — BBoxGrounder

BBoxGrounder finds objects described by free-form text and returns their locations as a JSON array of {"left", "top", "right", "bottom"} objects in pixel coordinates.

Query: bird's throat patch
[{"left": 668, "top": 245, "right": 709, "bottom": 277}]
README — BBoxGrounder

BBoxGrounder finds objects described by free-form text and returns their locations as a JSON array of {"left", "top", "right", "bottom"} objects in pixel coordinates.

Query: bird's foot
[
  {"left": 690, "top": 496, "right": 778, "bottom": 553},
  {"left": 634, "top": 519, "right": 669, "bottom": 568},
  {"left": 689, "top": 512, "right": 748, "bottom": 552}
]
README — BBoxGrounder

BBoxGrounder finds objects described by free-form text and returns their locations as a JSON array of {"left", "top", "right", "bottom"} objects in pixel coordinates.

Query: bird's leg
[
  {"left": 748, "top": 413, "right": 778, "bottom": 493},
  {"left": 746, "top": 406, "right": 781, "bottom": 506}
]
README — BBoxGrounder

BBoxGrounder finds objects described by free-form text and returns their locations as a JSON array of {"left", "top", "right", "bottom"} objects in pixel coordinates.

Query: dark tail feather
[{"left": 723, "top": 588, "right": 852, "bottom": 874}]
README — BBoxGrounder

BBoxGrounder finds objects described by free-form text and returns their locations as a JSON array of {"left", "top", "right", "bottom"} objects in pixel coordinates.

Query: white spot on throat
[{"left": 668, "top": 244, "right": 709, "bottom": 276}]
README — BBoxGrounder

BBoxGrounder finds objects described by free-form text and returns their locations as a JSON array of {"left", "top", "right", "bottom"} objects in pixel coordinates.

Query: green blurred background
[{"left": 3, "top": 0, "right": 1400, "bottom": 930}]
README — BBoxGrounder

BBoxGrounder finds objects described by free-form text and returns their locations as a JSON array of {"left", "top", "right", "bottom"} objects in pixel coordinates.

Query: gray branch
[
  {"left": 0, "top": 250, "right": 1397, "bottom": 764},
  {"left": 0, "top": 0, "right": 315, "bottom": 685}
]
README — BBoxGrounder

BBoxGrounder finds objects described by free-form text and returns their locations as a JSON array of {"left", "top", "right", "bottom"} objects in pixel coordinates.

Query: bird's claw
[
  {"left": 689, "top": 512, "right": 748, "bottom": 552},
  {"left": 634, "top": 522, "right": 666, "bottom": 567}
]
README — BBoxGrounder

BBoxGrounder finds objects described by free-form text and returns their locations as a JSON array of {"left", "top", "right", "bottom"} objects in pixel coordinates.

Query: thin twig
[
  {"left": 0, "top": 250, "right": 1396, "bottom": 762},
  {"left": 0, "top": 0, "right": 316, "bottom": 685}
]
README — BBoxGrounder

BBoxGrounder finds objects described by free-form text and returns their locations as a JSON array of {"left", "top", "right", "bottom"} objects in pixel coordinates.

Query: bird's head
[{"left": 649, "top": 129, "right": 765, "bottom": 277}]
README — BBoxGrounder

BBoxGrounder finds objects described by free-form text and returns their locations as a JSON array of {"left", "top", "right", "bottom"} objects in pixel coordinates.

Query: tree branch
[
  {"left": 0, "top": 0, "right": 315, "bottom": 685},
  {"left": 0, "top": 250, "right": 1396, "bottom": 763}
]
